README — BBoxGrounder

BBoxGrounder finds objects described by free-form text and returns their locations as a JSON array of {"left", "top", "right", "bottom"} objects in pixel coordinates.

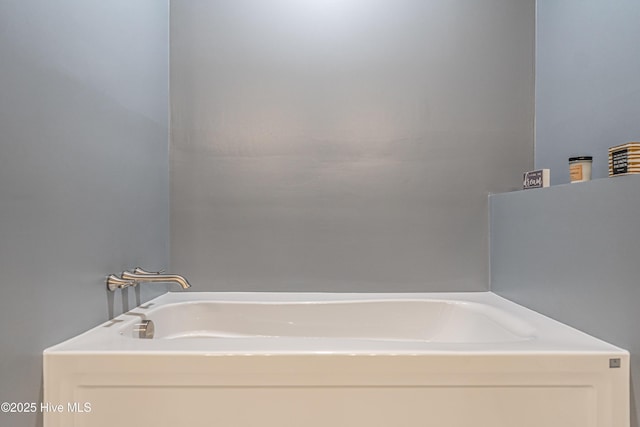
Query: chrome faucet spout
[{"left": 121, "top": 270, "right": 191, "bottom": 289}]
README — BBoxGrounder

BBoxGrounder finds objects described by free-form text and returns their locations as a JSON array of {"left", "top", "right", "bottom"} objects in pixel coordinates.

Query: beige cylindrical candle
[{"left": 569, "top": 156, "right": 592, "bottom": 183}]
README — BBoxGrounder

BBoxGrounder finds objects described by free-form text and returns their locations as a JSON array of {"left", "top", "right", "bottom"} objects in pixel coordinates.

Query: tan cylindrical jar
[{"left": 569, "top": 156, "right": 592, "bottom": 183}]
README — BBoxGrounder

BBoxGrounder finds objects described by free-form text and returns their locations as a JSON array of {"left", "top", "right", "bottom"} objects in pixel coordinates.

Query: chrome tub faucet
[
  {"left": 106, "top": 274, "right": 135, "bottom": 291},
  {"left": 107, "top": 268, "right": 191, "bottom": 291}
]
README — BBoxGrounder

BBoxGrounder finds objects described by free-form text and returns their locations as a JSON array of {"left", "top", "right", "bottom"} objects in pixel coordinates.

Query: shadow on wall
[{"left": 105, "top": 286, "right": 141, "bottom": 320}]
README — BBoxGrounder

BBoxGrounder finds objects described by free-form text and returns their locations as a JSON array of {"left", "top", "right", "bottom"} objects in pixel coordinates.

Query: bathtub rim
[{"left": 43, "top": 291, "right": 629, "bottom": 357}]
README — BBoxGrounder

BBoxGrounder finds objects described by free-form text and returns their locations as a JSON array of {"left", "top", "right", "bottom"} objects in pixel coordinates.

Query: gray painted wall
[
  {"left": 170, "top": 0, "right": 535, "bottom": 291},
  {"left": 535, "top": 0, "right": 640, "bottom": 184},
  {"left": 490, "top": 176, "right": 640, "bottom": 425},
  {"left": 0, "top": 1, "right": 169, "bottom": 426}
]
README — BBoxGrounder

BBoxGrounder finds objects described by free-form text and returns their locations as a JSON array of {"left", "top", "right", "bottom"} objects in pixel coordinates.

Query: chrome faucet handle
[
  {"left": 106, "top": 274, "right": 137, "bottom": 292},
  {"left": 133, "top": 267, "right": 166, "bottom": 275}
]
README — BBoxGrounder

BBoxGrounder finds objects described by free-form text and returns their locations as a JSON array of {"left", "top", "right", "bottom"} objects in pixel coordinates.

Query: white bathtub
[{"left": 44, "top": 292, "right": 629, "bottom": 427}]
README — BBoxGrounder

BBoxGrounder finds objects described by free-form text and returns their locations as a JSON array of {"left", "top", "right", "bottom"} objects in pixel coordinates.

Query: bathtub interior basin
[{"left": 121, "top": 299, "right": 536, "bottom": 343}]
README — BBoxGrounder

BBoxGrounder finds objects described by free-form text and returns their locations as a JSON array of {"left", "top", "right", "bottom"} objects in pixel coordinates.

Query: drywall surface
[
  {"left": 171, "top": 0, "right": 534, "bottom": 291},
  {"left": 536, "top": 0, "right": 640, "bottom": 184},
  {"left": 0, "top": 1, "right": 169, "bottom": 426},
  {"left": 491, "top": 176, "right": 640, "bottom": 426}
]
